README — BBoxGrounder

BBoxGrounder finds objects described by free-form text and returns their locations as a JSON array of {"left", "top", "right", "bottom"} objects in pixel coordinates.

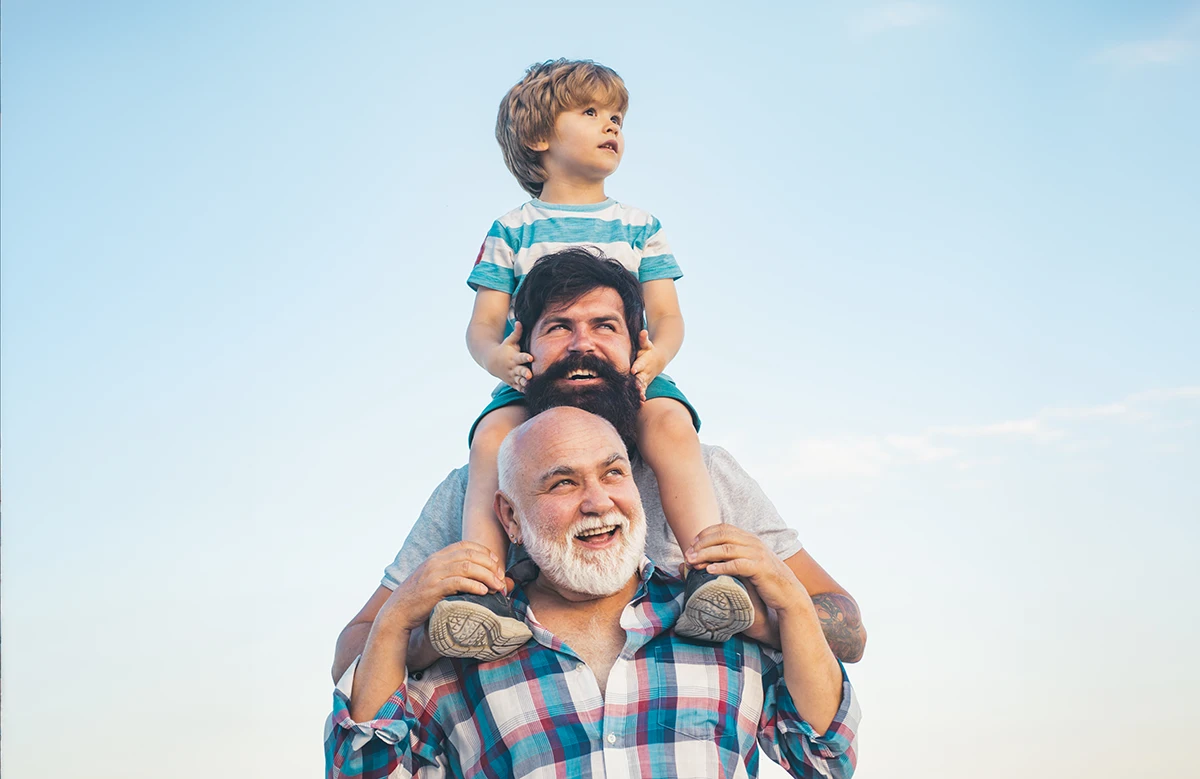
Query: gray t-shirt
[{"left": 382, "top": 445, "right": 803, "bottom": 589}]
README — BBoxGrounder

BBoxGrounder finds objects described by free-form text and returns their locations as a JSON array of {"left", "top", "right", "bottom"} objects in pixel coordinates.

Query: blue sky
[{"left": 3, "top": 2, "right": 1197, "bottom": 776}]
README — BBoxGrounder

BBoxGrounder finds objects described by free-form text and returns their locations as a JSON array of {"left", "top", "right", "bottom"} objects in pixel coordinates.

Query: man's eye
[
  {"left": 553, "top": 479, "right": 574, "bottom": 489},
  {"left": 606, "top": 468, "right": 626, "bottom": 478}
]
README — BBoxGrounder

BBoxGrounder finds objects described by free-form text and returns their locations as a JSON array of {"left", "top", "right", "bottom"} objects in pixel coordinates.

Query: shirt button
[
  {"left": 607, "top": 733, "right": 617, "bottom": 745},
  {"left": 576, "top": 662, "right": 585, "bottom": 671}
]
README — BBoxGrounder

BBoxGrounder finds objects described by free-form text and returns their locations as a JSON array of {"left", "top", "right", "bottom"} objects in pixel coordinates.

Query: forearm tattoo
[{"left": 811, "top": 592, "right": 865, "bottom": 663}]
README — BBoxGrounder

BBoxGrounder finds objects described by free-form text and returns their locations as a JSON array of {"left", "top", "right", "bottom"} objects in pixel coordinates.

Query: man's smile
[{"left": 572, "top": 521, "right": 623, "bottom": 550}]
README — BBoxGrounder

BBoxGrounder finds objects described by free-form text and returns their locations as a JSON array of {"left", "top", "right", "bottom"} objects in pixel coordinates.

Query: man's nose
[
  {"left": 580, "top": 479, "right": 615, "bottom": 515},
  {"left": 568, "top": 327, "right": 596, "bottom": 353}
]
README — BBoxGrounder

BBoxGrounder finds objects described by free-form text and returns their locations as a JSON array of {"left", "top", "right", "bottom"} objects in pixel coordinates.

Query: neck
[{"left": 538, "top": 177, "right": 608, "bottom": 205}]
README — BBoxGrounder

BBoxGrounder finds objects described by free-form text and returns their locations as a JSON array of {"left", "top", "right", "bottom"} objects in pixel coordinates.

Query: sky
[{"left": 2, "top": 2, "right": 1198, "bottom": 777}]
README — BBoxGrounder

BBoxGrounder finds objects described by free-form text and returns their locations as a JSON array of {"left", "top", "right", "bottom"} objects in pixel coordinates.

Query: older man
[
  {"left": 326, "top": 408, "right": 859, "bottom": 778},
  {"left": 333, "top": 249, "right": 867, "bottom": 678}
]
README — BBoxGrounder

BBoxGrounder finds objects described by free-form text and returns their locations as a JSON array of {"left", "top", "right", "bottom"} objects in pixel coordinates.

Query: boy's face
[{"left": 531, "top": 102, "right": 625, "bottom": 185}]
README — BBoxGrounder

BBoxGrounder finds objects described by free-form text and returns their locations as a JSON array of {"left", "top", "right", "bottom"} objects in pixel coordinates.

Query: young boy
[{"left": 428, "top": 59, "right": 757, "bottom": 661}]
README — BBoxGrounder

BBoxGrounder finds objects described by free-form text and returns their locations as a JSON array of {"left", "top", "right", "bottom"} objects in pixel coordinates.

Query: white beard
[{"left": 523, "top": 505, "right": 647, "bottom": 597}]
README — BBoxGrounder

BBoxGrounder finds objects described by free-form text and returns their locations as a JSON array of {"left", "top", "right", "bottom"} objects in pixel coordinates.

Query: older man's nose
[{"left": 580, "top": 479, "right": 615, "bottom": 514}]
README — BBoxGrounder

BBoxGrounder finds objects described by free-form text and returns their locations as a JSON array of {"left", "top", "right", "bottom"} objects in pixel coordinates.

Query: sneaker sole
[
  {"left": 675, "top": 576, "right": 755, "bottom": 643},
  {"left": 428, "top": 600, "right": 533, "bottom": 662}
]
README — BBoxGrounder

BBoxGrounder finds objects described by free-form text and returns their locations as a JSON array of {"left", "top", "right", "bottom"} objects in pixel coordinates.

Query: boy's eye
[
  {"left": 584, "top": 107, "right": 597, "bottom": 116},
  {"left": 611, "top": 115, "right": 623, "bottom": 126}
]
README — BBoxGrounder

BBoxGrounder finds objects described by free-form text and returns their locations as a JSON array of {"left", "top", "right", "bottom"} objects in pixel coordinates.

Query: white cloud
[
  {"left": 786, "top": 436, "right": 893, "bottom": 479},
  {"left": 1094, "top": 39, "right": 1194, "bottom": 67},
  {"left": 852, "top": 3, "right": 941, "bottom": 37},
  {"left": 776, "top": 385, "right": 1199, "bottom": 480}
]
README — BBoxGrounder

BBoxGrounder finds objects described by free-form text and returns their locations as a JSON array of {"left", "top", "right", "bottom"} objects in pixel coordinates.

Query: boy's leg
[
  {"left": 428, "top": 404, "right": 532, "bottom": 662},
  {"left": 636, "top": 398, "right": 767, "bottom": 643}
]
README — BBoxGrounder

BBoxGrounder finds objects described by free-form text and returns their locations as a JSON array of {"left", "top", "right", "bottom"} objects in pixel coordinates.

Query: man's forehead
[
  {"left": 516, "top": 410, "right": 628, "bottom": 478},
  {"left": 538, "top": 288, "right": 626, "bottom": 323}
]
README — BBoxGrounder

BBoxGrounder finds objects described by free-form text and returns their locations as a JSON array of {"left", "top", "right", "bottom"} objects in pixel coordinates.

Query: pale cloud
[
  {"left": 852, "top": 3, "right": 941, "bottom": 37},
  {"left": 1094, "top": 39, "right": 1194, "bottom": 67},
  {"left": 1092, "top": 6, "right": 1200, "bottom": 67},
  {"left": 778, "top": 385, "right": 1199, "bottom": 480},
  {"left": 933, "top": 417, "right": 1064, "bottom": 442},
  {"left": 786, "top": 436, "right": 893, "bottom": 479}
]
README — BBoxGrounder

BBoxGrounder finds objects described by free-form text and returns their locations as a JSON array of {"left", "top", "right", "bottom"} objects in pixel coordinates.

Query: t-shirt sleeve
[
  {"left": 705, "top": 446, "right": 803, "bottom": 560},
  {"left": 381, "top": 468, "right": 469, "bottom": 590},
  {"left": 467, "top": 221, "right": 517, "bottom": 294},
  {"left": 637, "top": 215, "right": 683, "bottom": 283}
]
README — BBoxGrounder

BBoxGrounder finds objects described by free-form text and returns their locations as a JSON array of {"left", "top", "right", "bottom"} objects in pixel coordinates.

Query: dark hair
[{"left": 512, "top": 247, "right": 645, "bottom": 357}]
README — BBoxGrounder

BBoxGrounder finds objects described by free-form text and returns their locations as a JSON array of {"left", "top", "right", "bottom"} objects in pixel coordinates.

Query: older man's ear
[{"left": 493, "top": 492, "right": 522, "bottom": 545}]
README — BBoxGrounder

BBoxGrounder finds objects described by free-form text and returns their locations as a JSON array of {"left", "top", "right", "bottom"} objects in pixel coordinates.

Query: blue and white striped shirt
[{"left": 468, "top": 198, "right": 683, "bottom": 296}]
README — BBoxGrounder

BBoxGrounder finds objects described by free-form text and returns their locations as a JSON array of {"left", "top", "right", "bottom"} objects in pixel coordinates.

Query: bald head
[
  {"left": 493, "top": 406, "right": 645, "bottom": 599},
  {"left": 497, "top": 407, "right": 628, "bottom": 499}
]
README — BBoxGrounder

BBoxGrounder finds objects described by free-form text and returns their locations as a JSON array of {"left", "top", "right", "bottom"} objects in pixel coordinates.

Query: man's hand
[
  {"left": 348, "top": 543, "right": 506, "bottom": 721},
  {"left": 486, "top": 322, "right": 534, "bottom": 392},
  {"left": 376, "top": 542, "right": 507, "bottom": 636},
  {"left": 631, "top": 329, "right": 668, "bottom": 399},
  {"left": 685, "top": 525, "right": 809, "bottom": 615},
  {"left": 687, "top": 525, "right": 845, "bottom": 733}
]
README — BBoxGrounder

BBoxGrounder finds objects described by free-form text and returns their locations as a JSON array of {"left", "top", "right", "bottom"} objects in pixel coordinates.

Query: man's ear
[{"left": 494, "top": 492, "right": 522, "bottom": 544}]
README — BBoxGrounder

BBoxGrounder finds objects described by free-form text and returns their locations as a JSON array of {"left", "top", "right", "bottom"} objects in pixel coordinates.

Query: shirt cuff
[
  {"left": 638, "top": 254, "right": 683, "bottom": 283},
  {"left": 330, "top": 658, "right": 413, "bottom": 749},
  {"left": 775, "top": 662, "right": 861, "bottom": 760},
  {"left": 467, "top": 262, "right": 516, "bottom": 294}
]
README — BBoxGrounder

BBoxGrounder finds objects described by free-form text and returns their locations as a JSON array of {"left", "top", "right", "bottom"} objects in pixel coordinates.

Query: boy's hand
[
  {"left": 631, "top": 330, "right": 667, "bottom": 399},
  {"left": 487, "top": 322, "right": 534, "bottom": 392}
]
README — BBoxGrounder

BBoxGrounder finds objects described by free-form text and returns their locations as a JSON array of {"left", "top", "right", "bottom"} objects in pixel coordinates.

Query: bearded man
[
  {"left": 326, "top": 408, "right": 859, "bottom": 778},
  {"left": 332, "top": 248, "right": 868, "bottom": 680}
]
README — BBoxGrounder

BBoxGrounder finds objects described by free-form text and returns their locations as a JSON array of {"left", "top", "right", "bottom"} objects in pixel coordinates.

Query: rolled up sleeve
[
  {"left": 760, "top": 661, "right": 860, "bottom": 778},
  {"left": 325, "top": 661, "right": 419, "bottom": 779}
]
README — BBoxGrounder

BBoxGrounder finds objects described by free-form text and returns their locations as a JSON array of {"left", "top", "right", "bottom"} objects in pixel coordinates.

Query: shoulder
[
  {"left": 492, "top": 201, "right": 542, "bottom": 228},
  {"left": 610, "top": 200, "right": 660, "bottom": 225}
]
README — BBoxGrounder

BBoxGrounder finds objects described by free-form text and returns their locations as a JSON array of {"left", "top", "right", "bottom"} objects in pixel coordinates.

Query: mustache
[
  {"left": 536, "top": 353, "right": 628, "bottom": 384},
  {"left": 523, "top": 353, "right": 643, "bottom": 455}
]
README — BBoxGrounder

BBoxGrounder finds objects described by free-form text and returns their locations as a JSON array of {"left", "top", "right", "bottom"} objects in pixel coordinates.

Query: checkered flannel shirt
[{"left": 326, "top": 559, "right": 859, "bottom": 778}]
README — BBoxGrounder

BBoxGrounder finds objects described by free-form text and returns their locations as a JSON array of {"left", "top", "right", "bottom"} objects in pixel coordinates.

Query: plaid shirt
[{"left": 326, "top": 559, "right": 859, "bottom": 778}]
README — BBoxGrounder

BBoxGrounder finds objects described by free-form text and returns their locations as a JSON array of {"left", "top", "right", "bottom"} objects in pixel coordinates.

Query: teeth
[
  {"left": 567, "top": 370, "right": 596, "bottom": 379},
  {"left": 577, "top": 525, "right": 617, "bottom": 539}
]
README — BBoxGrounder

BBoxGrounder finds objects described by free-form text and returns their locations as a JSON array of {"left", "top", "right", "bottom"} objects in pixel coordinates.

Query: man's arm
[
  {"left": 327, "top": 542, "right": 503, "bottom": 779},
  {"left": 333, "top": 588, "right": 451, "bottom": 683},
  {"left": 703, "top": 445, "right": 868, "bottom": 662},
  {"left": 687, "top": 526, "right": 850, "bottom": 734},
  {"left": 783, "top": 550, "right": 867, "bottom": 663}
]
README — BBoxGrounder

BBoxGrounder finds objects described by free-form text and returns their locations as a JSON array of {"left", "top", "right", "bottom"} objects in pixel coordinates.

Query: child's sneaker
[
  {"left": 675, "top": 568, "right": 755, "bottom": 643},
  {"left": 428, "top": 592, "right": 533, "bottom": 662}
]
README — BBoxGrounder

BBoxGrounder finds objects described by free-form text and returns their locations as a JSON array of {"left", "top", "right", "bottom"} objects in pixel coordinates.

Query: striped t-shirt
[{"left": 467, "top": 198, "right": 683, "bottom": 296}]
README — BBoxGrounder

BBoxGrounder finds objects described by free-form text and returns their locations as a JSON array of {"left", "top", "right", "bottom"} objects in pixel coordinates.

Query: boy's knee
[
  {"left": 637, "top": 398, "right": 697, "bottom": 442},
  {"left": 472, "top": 404, "right": 528, "bottom": 450}
]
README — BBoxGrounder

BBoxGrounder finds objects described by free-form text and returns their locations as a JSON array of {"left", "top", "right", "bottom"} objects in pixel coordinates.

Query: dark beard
[{"left": 524, "top": 353, "right": 643, "bottom": 455}]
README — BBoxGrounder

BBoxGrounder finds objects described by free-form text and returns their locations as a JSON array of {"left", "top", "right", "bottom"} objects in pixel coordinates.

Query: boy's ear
[{"left": 526, "top": 137, "right": 550, "bottom": 153}]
